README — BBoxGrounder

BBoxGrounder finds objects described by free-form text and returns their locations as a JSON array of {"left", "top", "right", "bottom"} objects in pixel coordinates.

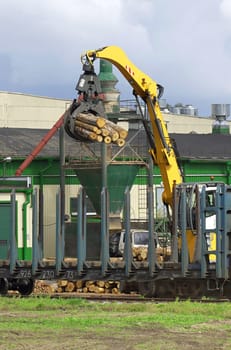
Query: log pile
[
  {"left": 33, "top": 280, "right": 59, "bottom": 294},
  {"left": 132, "top": 247, "right": 148, "bottom": 261},
  {"left": 132, "top": 247, "right": 171, "bottom": 263},
  {"left": 74, "top": 112, "right": 128, "bottom": 146},
  {"left": 33, "top": 280, "right": 120, "bottom": 295}
]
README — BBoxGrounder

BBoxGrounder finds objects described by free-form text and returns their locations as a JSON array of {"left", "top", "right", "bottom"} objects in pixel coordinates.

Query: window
[{"left": 134, "top": 231, "right": 149, "bottom": 245}]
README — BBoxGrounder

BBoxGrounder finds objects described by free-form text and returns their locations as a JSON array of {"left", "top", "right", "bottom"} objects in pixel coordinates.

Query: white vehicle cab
[{"left": 118, "top": 229, "right": 149, "bottom": 256}]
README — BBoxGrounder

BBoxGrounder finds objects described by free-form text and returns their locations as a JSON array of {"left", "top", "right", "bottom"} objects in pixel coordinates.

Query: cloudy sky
[{"left": 0, "top": 0, "right": 231, "bottom": 116}]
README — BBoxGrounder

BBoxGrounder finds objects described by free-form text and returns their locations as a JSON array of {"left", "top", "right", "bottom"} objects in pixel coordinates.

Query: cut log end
[
  {"left": 114, "top": 138, "right": 125, "bottom": 147},
  {"left": 103, "top": 136, "right": 112, "bottom": 144}
]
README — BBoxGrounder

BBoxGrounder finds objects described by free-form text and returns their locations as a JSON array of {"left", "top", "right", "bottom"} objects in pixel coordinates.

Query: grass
[
  {"left": 0, "top": 296, "right": 231, "bottom": 331},
  {"left": 1, "top": 297, "right": 231, "bottom": 349}
]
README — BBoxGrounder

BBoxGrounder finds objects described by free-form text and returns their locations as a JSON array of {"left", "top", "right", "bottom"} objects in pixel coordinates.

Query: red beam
[{"left": 15, "top": 110, "right": 68, "bottom": 176}]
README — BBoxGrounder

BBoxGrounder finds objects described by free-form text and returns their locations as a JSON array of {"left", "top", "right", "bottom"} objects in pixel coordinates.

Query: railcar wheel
[
  {"left": 119, "top": 281, "right": 139, "bottom": 294},
  {"left": 138, "top": 281, "right": 156, "bottom": 297},
  {"left": 155, "top": 280, "right": 176, "bottom": 298},
  {"left": 223, "top": 280, "right": 231, "bottom": 298},
  {"left": 0, "top": 278, "right": 8, "bottom": 295},
  {"left": 176, "top": 279, "right": 205, "bottom": 299},
  {"left": 17, "top": 279, "right": 34, "bottom": 296}
]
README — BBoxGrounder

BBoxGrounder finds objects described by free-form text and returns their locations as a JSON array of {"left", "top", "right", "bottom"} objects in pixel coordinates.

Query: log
[
  {"left": 58, "top": 280, "right": 68, "bottom": 287},
  {"left": 77, "top": 113, "right": 106, "bottom": 128},
  {"left": 114, "top": 138, "right": 125, "bottom": 147},
  {"left": 74, "top": 126, "right": 98, "bottom": 141},
  {"left": 47, "top": 284, "right": 58, "bottom": 294},
  {"left": 88, "top": 284, "right": 97, "bottom": 293},
  {"left": 65, "top": 281, "right": 76, "bottom": 292},
  {"left": 75, "top": 120, "right": 101, "bottom": 134},
  {"left": 96, "top": 281, "right": 105, "bottom": 288},
  {"left": 33, "top": 279, "right": 123, "bottom": 295},
  {"left": 103, "top": 136, "right": 112, "bottom": 144},
  {"left": 104, "top": 281, "right": 110, "bottom": 289},
  {"left": 95, "top": 286, "right": 105, "bottom": 294},
  {"left": 85, "top": 280, "right": 95, "bottom": 288},
  {"left": 132, "top": 247, "right": 148, "bottom": 261},
  {"left": 111, "top": 287, "right": 119, "bottom": 294},
  {"left": 100, "top": 128, "right": 110, "bottom": 137},
  {"left": 76, "top": 280, "right": 83, "bottom": 289},
  {"left": 103, "top": 123, "right": 119, "bottom": 141},
  {"left": 105, "top": 120, "right": 128, "bottom": 139},
  {"left": 115, "top": 281, "right": 120, "bottom": 288},
  {"left": 96, "top": 135, "right": 103, "bottom": 143},
  {"left": 73, "top": 112, "right": 128, "bottom": 146}
]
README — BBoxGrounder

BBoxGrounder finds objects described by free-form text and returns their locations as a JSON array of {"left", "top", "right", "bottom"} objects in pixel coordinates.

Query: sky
[{"left": 0, "top": 0, "right": 231, "bottom": 116}]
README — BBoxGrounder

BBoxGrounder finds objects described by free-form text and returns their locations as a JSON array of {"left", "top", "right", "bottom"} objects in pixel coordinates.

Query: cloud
[
  {"left": 0, "top": 0, "right": 230, "bottom": 115},
  {"left": 220, "top": 0, "right": 231, "bottom": 18},
  {"left": 0, "top": 53, "right": 13, "bottom": 89}
]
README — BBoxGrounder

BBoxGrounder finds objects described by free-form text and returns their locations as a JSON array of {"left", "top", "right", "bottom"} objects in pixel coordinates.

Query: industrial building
[{"left": 0, "top": 60, "right": 230, "bottom": 257}]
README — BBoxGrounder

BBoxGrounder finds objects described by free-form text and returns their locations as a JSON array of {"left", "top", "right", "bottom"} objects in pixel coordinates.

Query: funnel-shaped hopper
[{"left": 75, "top": 164, "right": 140, "bottom": 216}]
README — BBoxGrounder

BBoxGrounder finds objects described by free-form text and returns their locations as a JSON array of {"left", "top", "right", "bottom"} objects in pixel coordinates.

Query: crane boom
[{"left": 82, "top": 46, "right": 183, "bottom": 206}]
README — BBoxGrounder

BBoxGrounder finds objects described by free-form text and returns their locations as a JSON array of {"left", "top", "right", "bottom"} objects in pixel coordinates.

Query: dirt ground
[{"left": 0, "top": 311, "right": 231, "bottom": 350}]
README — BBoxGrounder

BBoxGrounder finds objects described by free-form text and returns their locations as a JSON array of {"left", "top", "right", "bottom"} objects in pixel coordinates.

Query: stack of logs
[
  {"left": 132, "top": 247, "right": 170, "bottom": 263},
  {"left": 33, "top": 280, "right": 120, "bottom": 295},
  {"left": 74, "top": 112, "right": 128, "bottom": 146},
  {"left": 132, "top": 247, "right": 148, "bottom": 261}
]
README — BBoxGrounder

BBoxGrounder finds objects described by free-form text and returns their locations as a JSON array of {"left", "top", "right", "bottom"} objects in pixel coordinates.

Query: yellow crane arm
[{"left": 82, "top": 46, "right": 183, "bottom": 206}]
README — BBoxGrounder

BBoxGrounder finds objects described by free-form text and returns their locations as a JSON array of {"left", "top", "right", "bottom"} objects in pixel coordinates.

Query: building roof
[
  {"left": 0, "top": 128, "right": 230, "bottom": 161},
  {"left": 172, "top": 133, "right": 231, "bottom": 160},
  {"left": 0, "top": 128, "right": 61, "bottom": 158}
]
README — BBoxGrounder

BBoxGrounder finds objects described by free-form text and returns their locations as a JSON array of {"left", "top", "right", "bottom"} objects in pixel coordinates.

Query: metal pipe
[
  {"left": 32, "top": 189, "right": 38, "bottom": 275},
  {"left": 171, "top": 183, "right": 179, "bottom": 263},
  {"left": 10, "top": 190, "right": 16, "bottom": 274},
  {"left": 124, "top": 186, "right": 132, "bottom": 277},
  {"left": 77, "top": 187, "right": 87, "bottom": 275},
  {"left": 39, "top": 188, "right": 44, "bottom": 259},
  {"left": 147, "top": 154, "right": 156, "bottom": 276},
  {"left": 181, "top": 188, "right": 188, "bottom": 276},
  {"left": 59, "top": 125, "right": 65, "bottom": 257},
  {"left": 101, "top": 187, "right": 109, "bottom": 276},
  {"left": 55, "top": 190, "right": 61, "bottom": 275},
  {"left": 22, "top": 189, "right": 33, "bottom": 260},
  {"left": 15, "top": 109, "right": 69, "bottom": 176}
]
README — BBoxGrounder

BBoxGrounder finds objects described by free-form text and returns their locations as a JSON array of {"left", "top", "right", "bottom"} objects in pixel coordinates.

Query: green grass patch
[
  {"left": 1, "top": 297, "right": 231, "bottom": 350},
  {"left": 0, "top": 297, "right": 231, "bottom": 332}
]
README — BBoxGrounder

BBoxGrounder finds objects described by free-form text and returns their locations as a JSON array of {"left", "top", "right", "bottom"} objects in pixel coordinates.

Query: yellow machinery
[
  {"left": 82, "top": 46, "right": 183, "bottom": 208},
  {"left": 80, "top": 46, "right": 202, "bottom": 260}
]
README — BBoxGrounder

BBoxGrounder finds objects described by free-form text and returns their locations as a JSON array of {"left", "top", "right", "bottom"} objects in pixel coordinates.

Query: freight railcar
[{"left": 1, "top": 179, "right": 231, "bottom": 298}]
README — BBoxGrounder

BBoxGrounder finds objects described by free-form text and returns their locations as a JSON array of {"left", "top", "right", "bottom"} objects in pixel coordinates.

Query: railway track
[
  {"left": 50, "top": 293, "right": 231, "bottom": 303},
  {"left": 5, "top": 291, "right": 231, "bottom": 303}
]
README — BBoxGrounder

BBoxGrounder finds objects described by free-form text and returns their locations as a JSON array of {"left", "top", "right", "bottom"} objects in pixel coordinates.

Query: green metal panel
[
  {"left": 1, "top": 156, "right": 231, "bottom": 187},
  {"left": 75, "top": 164, "right": 140, "bottom": 215},
  {"left": 0, "top": 202, "right": 13, "bottom": 259},
  {"left": 0, "top": 187, "right": 32, "bottom": 260},
  {"left": 182, "top": 160, "right": 230, "bottom": 183}
]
